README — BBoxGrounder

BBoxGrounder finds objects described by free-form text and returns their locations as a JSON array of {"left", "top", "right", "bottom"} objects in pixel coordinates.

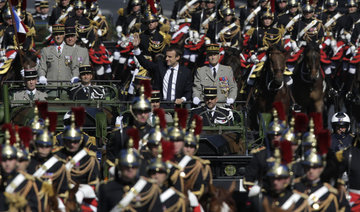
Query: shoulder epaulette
[
  {"left": 85, "top": 148, "right": 97, "bottom": 157},
  {"left": 292, "top": 177, "right": 302, "bottom": 184},
  {"left": 335, "top": 148, "right": 347, "bottom": 162},
  {"left": 117, "top": 8, "right": 124, "bottom": 16},
  {"left": 192, "top": 156, "right": 211, "bottom": 165},
  {"left": 52, "top": 146, "right": 64, "bottom": 153},
  {"left": 239, "top": 5, "right": 246, "bottom": 9},
  {"left": 250, "top": 146, "right": 266, "bottom": 154},
  {"left": 350, "top": 133, "right": 355, "bottom": 138},
  {"left": 324, "top": 183, "right": 338, "bottom": 194}
]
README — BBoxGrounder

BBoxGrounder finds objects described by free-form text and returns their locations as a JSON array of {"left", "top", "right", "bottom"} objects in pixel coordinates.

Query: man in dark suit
[
  {"left": 132, "top": 33, "right": 193, "bottom": 108},
  {"left": 190, "top": 86, "right": 234, "bottom": 127}
]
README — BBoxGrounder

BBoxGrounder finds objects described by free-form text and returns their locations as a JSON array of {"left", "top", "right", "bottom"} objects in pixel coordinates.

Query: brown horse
[
  {"left": 292, "top": 44, "right": 324, "bottom": 113},
  {"left": 250, "top": 46, "right": 290, "bottom": 127},
  {"left": 200, "top": 182, "right": 237, "bottom": 212}
]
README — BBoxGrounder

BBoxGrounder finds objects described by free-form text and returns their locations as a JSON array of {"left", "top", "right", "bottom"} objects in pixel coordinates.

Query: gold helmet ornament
[
  {"left": 74, "top": 0, "right": 85, "bottom": 10},
  {"left": 2, "top": 7, "right": 12, "bottom": 20},
  {"left": 35, "top": 112, "right": 57, "bottom": 147},
  {"left": 1, "top": 124, "right": 17, "bottom": 160},
  {"left": 147, "top": 143, "right": 169, "bottom": 175},
  {"left": 130, "top": 80, "right": 152, "bottom": 118},
  {"left": 62, "top": 107, "right": 84, "bottom": 148},
  {"left": 302, "top": 130, "right": 331, "bottom": 167},
  {"left": 147, "top": 108, "right": 167, "bottom": 146},
  {"left": 30, "top": 101, "right": 48, "bottom": 134},
  {"left": 261, "top": 7, "right": 274, "bottom": 19},
  {"left": 267, "top": 140, "right": 292, "bottom": 178},
  {"left": 184, "top": 115, "right": 203, "bottom": 149},
  {"left": 17, "top": 126, "right": 32, "bottom": 161},
  {"left": 118, "top": 128, "right": 140, "bottom": 168},
  {"left": 168, "top": 108, "right": 188, "bottom": 141},
  {"left": 267, "top": 109, "right": 286, "bottom": 136},
  {"left": 302, "top": 0, "right": 314, "bottom": 13},
  {"left": 282, "top": 117, "right": 297, "bottom": 145},
  {"left": 288, "top": 0, "right": 299, "bottom": 7},
  {"left": 302, "top": 118, "right": 316, "bottom": 147},
  {"left": 144, "top": 11, "right": 158, "bottom": 23},
  {"left": 325, "top": 0, "right": 337, "bottom": 7},
  {"left": 346, "top": 0, "right": 357, "bottom": 7}
]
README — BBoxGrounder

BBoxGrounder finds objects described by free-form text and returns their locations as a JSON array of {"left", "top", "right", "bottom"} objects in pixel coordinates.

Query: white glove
[
  {"left": 324, "top": 38, "right": 331, "bottom": 46},
  {"left": 346, "top": 33, "right": 351, "bottom": 42},
  {"left": 330, "top": 39, "right": 337, "bottom": 49},
  {"left": 226, "top": 98, "right": 234, "bottom": 105},
  {"left": 105, "top": 64, "right": 112, "bottom": 73},
  {"left": 48, "top": 26, "right": 52, "bottom": 34},
  {"left": 96, "top": 65, "right": 105, "bottom": 75},
  {"left": 193, "top": 97, "right": 201, "bottom": 105},
  {"left": 70, "top": 77, "right": 80, "bottom": 84},
  {"left": 116, "top": 25, "right": 123, "bottom": 38},
  {"left": 38, "top": 76, "right": 47, "bottom": 85},
  {"left": 187, "top": 190, "right": 199, "bottom": 207},
  {"left": 250, "top": 54, "right": 259, "bottom": 64},
  {"left": 113, "top": 51, "right": 120, "bottom": 60},
  {"left": 20, "top": 69, "right": 24, "bottom": 77},
  {"left": 81, "top": 37, "right": 89, "bottom": 44},
  {"left": 350, "top": 45, "right": 357, "bottom": 56},
  {"left": 248, "top": 185, "right": 261, "bottom": 197},
  {"left": 97, "top": 29, "right": 102, "bottom": 37},
  {"left": 291, "top": 40, "right": 300, "bottom": 53},
  {"left": 298, "top": 41, "right": 307, "bottom": 47}
]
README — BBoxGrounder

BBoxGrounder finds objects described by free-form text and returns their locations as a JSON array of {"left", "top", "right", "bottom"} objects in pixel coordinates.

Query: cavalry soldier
[
  {"left": 97, "top": 129, "right": 163, "bottom": 211},
  {"left": 69, "top": 65, "right": 105, "bottom": 100},
  {"left": 247, "top": 8, "right": 284, "bottom": 86},
  {"left": 27, "top": 115, "right": 69, "bottom": 196},
  {"left": 33, "top": 0, "right": 51, "bottom": 43},
  {"left": 167, "top": 109, "right": 206, "bottom": 198},
  {"left": 88, "top": 1, "right": 109, "bottom": 41},
  {"left": 244, "top": 109, "right": 286, "bottom": 194},
  {"left": 193, "top": 44, "right": 238, "bottom": 107},
  {"left": 12, "top": 68, "right": 48, "bottom": 101},
  {"left": 116, "top": 0, "right": 143, "bottom": 35},
  {"left": 107, "top": 82, "right": 152, "bottom": 162},
  {"left": 293, "top": 130, "right": 350, "bottom": 211},
  {"left": 1, "top": 126, "right": 42, "bottom": 211},
  {"left": 330, "top": 112, "right": 354, "bottom": 152},
  {"left": 48, "top": 0, "right": 74, "bottom": 26},
  {"left": 191, "top": 86, "right": 234, "bottom": 126},
  {"left": 190, "top": 0, "right": 217, "bottom": 34},
  {"left": 37, "top": 24, "right": 80, "bottom": 85},
  {"left": 64, "top": 26, "right": 90, "bottom": 66},
  {"left": 239, "top": 0, "right": 260, "bottom": 44},
  {"left": 54, "top": 110, "right": 100, "bottom": 210},
  {"left": 250, "top": 146, "right": 310, "bottom": 211}
]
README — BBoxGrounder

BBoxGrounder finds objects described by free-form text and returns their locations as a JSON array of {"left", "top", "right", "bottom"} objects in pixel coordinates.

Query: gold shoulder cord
[{"left": 263, "top": 30, "right": 282, "bottom": 48}]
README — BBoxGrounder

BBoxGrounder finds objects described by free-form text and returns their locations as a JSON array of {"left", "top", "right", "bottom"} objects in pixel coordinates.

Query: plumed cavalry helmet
[
  {"left": 302, "top": 118, "right": 316, "bottom": 147},
  {"left": 147, "top": 144, "right": 168, "bottom": 174},
  {"left": 118, "top": 129, "right": 140, "bottom": 168},
  {"left": 168, "top": 108, "right": 188, "bottom": 141},
  {"left": 130, "top": 81, "right": 152, "bottom": 118},
  {"left": 144, "top": 11, "right": 158, "bottom": 23},
  {"left": 288, "top": 0, "right": 299, "bottom": 7},
  {"left": 331, "top": 112, "right": 351, "bottom": 133},
  {"left": 74, "top": 0, "right": 85, "bottom": 10},
  {"left": 267, "top": 109, "right": 286, "bottom": 136},
  {"left": 325, "top": 0, "right": 337, "bottom": 7},
  {"left": 267, "top": 146, "right": 291, "bottom": 178},
  {"left": 220, "top": 5, "right": 235, "bottom": 18},
  {"left": 15, "top": 126, "right": 32, "bottom": 161},
  {"left": 184, "top": 115, "right": 203, "bottom": 150},
  {"left": 90, "top": 1, "right": 99, "bottom": 13},
  {"left": 282, "top": 117, "right": 298, "bottom": 145},
  {"left": 302, "top": 1, "right": 314, "bottom": 13},
  {"left": 2, "top": 7, "right": 12, "bottom": 20},
  {"left": 35, "top": 112, "right": 57, "bottom": 147},
  {"left": 1, "top": 124, "right": 17, "bottom": 160},
  {"left": 147, "top": 108, "right": 167, "bottom": 146},
  {"left": 261, "top": 8, "right": 274, "bottom": 20},
  {"left": 346, "top": 0, "right": 357, "bottom": 7},
  {"left": 63, "top": 107, "right": 84, "bottom": 150}
]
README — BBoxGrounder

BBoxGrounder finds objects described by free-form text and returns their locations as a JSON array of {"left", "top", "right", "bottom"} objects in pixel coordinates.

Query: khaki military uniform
[
  {"left": 72, "top": 45, "right": 90, "bottom": 66},
  {"left": 12, "top": 89, "right": 47, "bottom": 101},
  {"left": 193, "top": 64, "right": 238, "bottom": 105},
  {"left": 37, "top": 43, "right": 79, "bottom": 83}
]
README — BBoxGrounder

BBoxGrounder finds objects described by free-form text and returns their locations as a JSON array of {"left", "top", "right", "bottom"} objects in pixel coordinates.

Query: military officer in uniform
[
  {"left": 1, "top": 127, "right": 41, "bottom": 211},
  {"left": 191, "top": 86, "right": 234, "bottom": 126},
  {"left": 69, "top": 65, "right": 105, "bottom": 100},
  {"left": 97, "top": 130, "right": 163, "bottom": 211},
  {"left": 48, "top": 0, "right": 73, "bottom": 26},
  {"left": 13, "top": 68, "right": 48, "bottom": 101},
  {"left": 54, "top": 111, "right": 100, "bottom": 207},
  {"left": 27, "top": 116, "right": 69, "bottom": 196},
  {"left": 116, "top": 0, "right": 143, "bottom": 35},
  {"left": 64, "top": 26, "right": 90, "bottom": 66},
  {"left": 37, "top": 24, "right": 80, "bottom": 85},
  {"left": 88, "top": 1, "right": 109, "bottom": 41},
  {"left": 293, "top": 131, "right": 350, "bottom": 211},
  {"left": 193, "top": 44, "right": 238, "bottom": 107},
  {"left": 33, "top": 1, "right": 51, "bottom": 44},
  {"left": 107, "top": 83, "right": 152, "bottom": 162}
]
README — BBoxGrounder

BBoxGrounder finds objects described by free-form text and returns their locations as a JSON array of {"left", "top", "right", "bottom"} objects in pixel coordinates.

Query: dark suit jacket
[{"left": 135, "top": 52, "right": 193, "bottom": 101}]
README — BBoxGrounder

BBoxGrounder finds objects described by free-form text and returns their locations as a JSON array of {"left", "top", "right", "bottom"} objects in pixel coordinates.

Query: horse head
[
  {"left": 304, "top": 43, "right": 320, "bottom": 81},
  {"left": 201, "top": 182, "right": 237, "bottom": 212},
  {"left": 268, "top": 45, "right": 287, "bottom": 84}
]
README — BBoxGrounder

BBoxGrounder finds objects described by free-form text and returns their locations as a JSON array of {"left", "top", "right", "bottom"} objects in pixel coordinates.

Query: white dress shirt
[
  {"left": 209, "top": 63, "right": 220, "bottom": 77},
  {"left": 26, "top": 89, "right": 36, "bottom": 96},
  {"left": 163, "top": 64, "right": 179, "bottom": 101},
  {"left": 55, "top": 42, "right": 65, "bottom": 54}
]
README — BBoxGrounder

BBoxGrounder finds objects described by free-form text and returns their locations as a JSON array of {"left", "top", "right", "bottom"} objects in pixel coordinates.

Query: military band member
[
  {"left": 13, "top": 69, "right": 48, "bottom": 101},
  {"left": 191, "top": 86, "right": 234, "bottom": 126},
  {"left": 64, "top": 26, "right": 90, "bottom": 66},
  {"left": 69, "top": 65, "right": 105, "bottom": 100},
  {"left": 37, "top": 24, "right": 80, "bottom": 85},
  {"left": 97, "top": 129, "right": 163, "bottom": 212},
  {"left": 193, "top": 44, "right": 238, "bottom": 107},
  {"left": 1, "top": 126, "right": 42, "bottom": 211}
]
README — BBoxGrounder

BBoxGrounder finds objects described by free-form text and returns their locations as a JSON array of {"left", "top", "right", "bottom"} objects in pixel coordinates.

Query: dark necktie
[
  {"left": 213, "top": 67, "right": 216, "bottom": 79},
  {"left": 28, "top": 92, "right": 34, "bottom": 100},
  {"left": 166, "top": 68, "right": 175, "bottom": 101}
]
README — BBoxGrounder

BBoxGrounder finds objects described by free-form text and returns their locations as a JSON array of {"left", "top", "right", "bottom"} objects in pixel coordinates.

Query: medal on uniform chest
[
  {"left": 135, "top": 195, "right": 141, "bottom": 207},
  {"left": 65, "top": 56, "right": 72, "bottom": 66}
]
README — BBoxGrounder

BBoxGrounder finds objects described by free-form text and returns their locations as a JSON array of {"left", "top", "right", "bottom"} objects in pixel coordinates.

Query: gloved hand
[
  {"left": 298, "top": 41, "right": 307, "bottom": 48},
  {"left": 71, "top": 77, "right": 80, "bottom": 84},
  {"left": 20, "top": 69, "right": 24, "bottom": 77},
  {"left": 48, "top": 26, "right": 52, "bottom": 34},
  {"left": 97, "top": 29, "right": 102, "bottom": 37},
  {"left": 113, "top": 51, "right": 120, "bottom": 61},
  {"left": 187, "top": 190, "right": 199, "bottom": 207},
  {"left": 116, "top": 25, "right": 123, "bottom": 38},
  {"left": 250, "top": 54, "right": 259, "bottom": 64},
  {"left": 291, "top": 40, "right": 300, "bottom": 53},
  {"left": 226, "top": 98, "right": 234, "bottom": 105},
  {"left": 38, "top": 76, "right": 47, "bottom": 85},
  {"left": 193, "top": 97, "right": 201, "bottom": 105},
  {"left": 81, "top": 37, "right": 89, "bottom": 44},
  {"left": 248, "top": 185, "right": 261, "bottom": 197}
]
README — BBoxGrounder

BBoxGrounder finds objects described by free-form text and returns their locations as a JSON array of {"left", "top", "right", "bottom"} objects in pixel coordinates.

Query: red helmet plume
[
  {"left": 141, "top": 79, "right": 152, "bottom": 99},
  {"left": 310, "top": 112, "right": 323, "bottom": 134},
  {"left": 273, "top": 101, "right": 286, "bottom": 121},
  {"left": 294, "top": 113, "right": 309, "bottom": 133},
  {"left": 161, "top": 140, "right": 175, "bottom": 161},
  {"left": 36, "top": 101, "right": 48, "bottom": 120},
  {"left": 280, "top": 140, "right": 292, "bottom": 165},
  {"left": 317, "top": 129, "right": 331, "bottom": 156},
  {"left": 71, "top": 107, "right": 85, "bottom": 128},
  {"left": 19, "top": 127, "right": 32, "bottom": 148},
  {"left": 193, "top": 115, "right": 203, "bottom": 136},
  {"left": 48, "top": 112, "right": 58, "bottom": 133},
  {"left": 175, "top": 108, "right": 188, "bottom": 130},
  {"left": 2, "top": 123, "right": 15, "bottom": 145},
  {"left": 153, "top": 108, "right": 167, "bottom": 129},
  {"left": 127, "top": 128, "right": 140, "bottom": 150}
]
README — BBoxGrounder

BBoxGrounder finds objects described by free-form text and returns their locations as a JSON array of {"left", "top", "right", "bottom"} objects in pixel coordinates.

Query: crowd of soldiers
[{"left": 2, "top": 0, "right": 360, "bottom": 211}]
